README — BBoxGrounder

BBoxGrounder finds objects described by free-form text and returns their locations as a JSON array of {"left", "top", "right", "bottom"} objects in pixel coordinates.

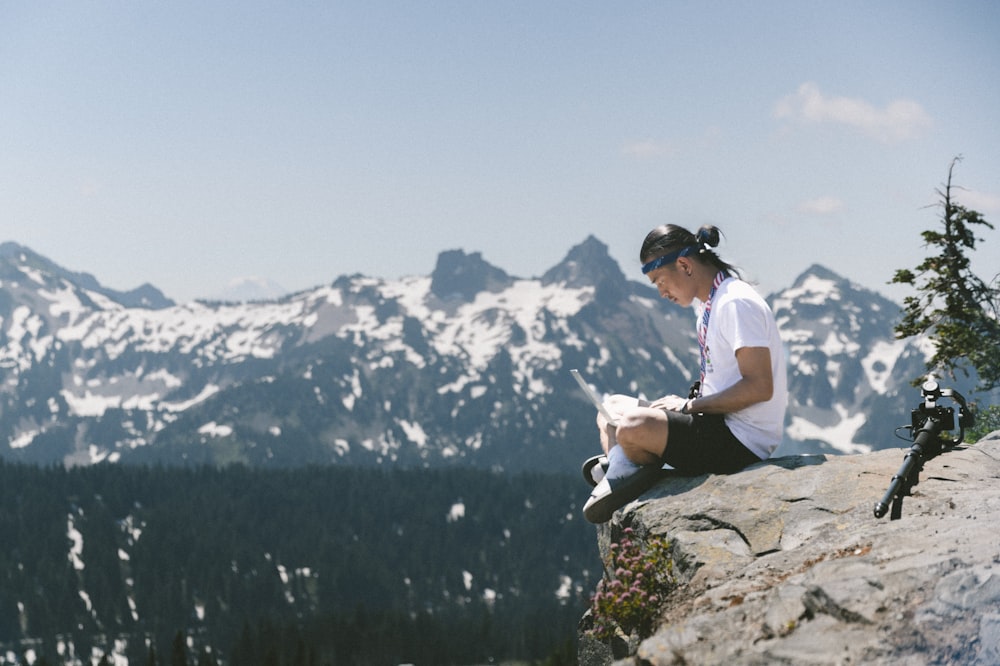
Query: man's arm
[{"left": 685, "top": 346, "right": 773, "bottom": 414}]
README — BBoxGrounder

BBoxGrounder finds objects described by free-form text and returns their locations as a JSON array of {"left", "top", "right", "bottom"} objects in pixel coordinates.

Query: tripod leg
[{"left": 890, "top": 494, "right": 902, "bottom": 520}]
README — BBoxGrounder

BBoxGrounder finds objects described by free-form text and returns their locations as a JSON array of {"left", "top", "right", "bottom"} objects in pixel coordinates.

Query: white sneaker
[
  {"left": 582, "top": 465, "right": 662, "bottom": 524},
  {"left": 581, "top": 454, "right": 608, "bottom": 487}
]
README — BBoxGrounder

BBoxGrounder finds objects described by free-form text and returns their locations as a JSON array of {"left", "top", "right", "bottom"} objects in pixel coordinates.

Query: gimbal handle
[
  {"left": 873, "top": 380, "right": 975, "bottom": 520},
  {"left": 873, "top": 417, "right": 944, "bottom": 519}
]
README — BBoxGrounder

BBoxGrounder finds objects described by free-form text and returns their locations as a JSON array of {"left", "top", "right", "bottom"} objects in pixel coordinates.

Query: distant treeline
[{"left": 0, "top": 462, "right": 598, "bottom": 665}]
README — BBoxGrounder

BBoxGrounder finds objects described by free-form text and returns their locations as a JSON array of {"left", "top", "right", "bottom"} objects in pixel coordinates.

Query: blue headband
[{"left": 641, "top": 244, "right": 698, "bottom": 274}]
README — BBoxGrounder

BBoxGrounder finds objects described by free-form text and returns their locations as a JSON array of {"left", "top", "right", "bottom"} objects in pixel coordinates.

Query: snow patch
[
  {"left": 776, "top": 275, "right": 841, "bottom": 306},
  {"left": 555, "top": 575, "right": 574, "bottom": 600},
  {"left": 10, "top": 429, "right": 37, "bottom": 449},
  {"left": 447, "top": 501, "right": 465, "bottom": 523},
  {"left": 787, "top": 405, "right": 871, "bottom": 454},
  {"left": 160, "top": 383, "right": 221, "bottom": 412},
  {"left": 67, "top": 514, "right": 85, "bottom": 571},
  {"left": 862, "top": 338, "right": 908, "bottom": 393},
  {"left": 398, "top": 420, "right": 428, "bottom": 447},
  {"left": 198, "top": 422, "right": 233, "bottom": 438}
]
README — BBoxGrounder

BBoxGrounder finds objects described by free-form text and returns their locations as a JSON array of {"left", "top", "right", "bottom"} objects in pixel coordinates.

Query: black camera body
[{"left": 910, "top": 404, "right": 955, "bottom": 435}]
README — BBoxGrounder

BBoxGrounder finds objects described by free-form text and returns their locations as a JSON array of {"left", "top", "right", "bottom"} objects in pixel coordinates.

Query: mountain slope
[
  {"left": 768, "top": 264, "right": 937, "bottom": 455},
  {"left": 0, "top": 238, "right": 983, "bottom": 469}
]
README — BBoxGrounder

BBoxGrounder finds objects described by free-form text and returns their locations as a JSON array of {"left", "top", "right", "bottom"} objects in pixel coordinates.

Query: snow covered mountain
[
  {"left": 0, "top": 237, "right": 971, "bottom": 470},
  {"left": 206, "top": 276, "right": 289, "bottom": 303},
  {"left": 769, "top": 265, "right": 938, "bottom": 456}
]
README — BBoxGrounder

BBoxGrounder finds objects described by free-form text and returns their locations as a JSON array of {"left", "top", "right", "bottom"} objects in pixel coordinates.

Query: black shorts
[{"left": 660, "top": 411, "right": 762, "bottom": 475}]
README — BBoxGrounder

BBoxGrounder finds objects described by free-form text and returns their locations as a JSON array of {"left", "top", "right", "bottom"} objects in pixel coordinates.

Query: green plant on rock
[
  {"left": 966, "top": 403, "right": 1000, "bottom": 443},
  {"left": 588, "top": 527, "right": 676, "bottom": 641}
]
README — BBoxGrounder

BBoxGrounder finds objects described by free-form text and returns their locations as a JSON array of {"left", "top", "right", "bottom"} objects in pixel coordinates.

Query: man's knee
[
  {"left": 616, "top": 408, "right": 668, "bottom": 462},
  {"left": 604, "top": 394, "right": 640, "bottom": 415}
]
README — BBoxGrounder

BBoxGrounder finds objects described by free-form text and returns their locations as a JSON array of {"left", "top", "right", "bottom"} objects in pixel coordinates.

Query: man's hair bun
[{"left": 696, "top": 225, "right": 722, "bottom": 249}]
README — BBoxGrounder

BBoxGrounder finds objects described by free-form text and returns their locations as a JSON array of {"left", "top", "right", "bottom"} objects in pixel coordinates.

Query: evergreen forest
[{"left": 0, "top": 462, "right": 598, "bottom": 665}]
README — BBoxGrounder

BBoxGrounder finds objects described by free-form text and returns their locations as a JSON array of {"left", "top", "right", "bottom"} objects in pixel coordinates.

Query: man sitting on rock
[{"left": 583, "top": 224, "right": 788, "bottom": 524}]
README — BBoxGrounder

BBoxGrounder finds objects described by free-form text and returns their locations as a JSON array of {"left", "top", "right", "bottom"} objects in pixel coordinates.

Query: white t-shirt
[{"left": 698, "top": 277, "right": 787, "bottom": 459}]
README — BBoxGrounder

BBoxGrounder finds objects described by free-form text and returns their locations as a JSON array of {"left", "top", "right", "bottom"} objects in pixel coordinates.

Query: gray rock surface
[{"left": 580, "top": 432, "right": 1000, "bottom": 665}]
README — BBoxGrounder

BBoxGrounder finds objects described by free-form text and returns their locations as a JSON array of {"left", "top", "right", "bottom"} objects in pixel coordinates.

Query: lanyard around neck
[{"left": 697, "top": 271, "right": 729, "bottom": 392}]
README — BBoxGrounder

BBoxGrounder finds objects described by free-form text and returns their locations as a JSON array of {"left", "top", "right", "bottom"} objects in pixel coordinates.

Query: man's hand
[{"left": 648, "top": 394, "right": 689, "bottom": 412}]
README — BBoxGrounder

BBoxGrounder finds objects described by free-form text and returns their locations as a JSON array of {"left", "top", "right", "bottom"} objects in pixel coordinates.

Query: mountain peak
[
  {"left": 117, "top": 283, "right": 175, "bottom": 309},
  {"left": 542, "top": 236, "right": 624, "bottom": 285},
  {"left": 0, "top": 241, "right": 174, "bottom": 309},
  {"left": 796, "top": 263, "right": 848, "bottom": 285},
  {"left": 430, "top": 249, "right": 513, "bottom": 301},
  {"left": 1, "top": 241, "right": 52, "bottom": 271},
  {"left": 205, "top": 277, "right": 289, "bottom": 303},
  {"left": 784, "top": 264, "right": 891, "bottom": 306},
  {"left": 0, "top": 241, "right": 29, "bottom": 258},
  {"left": 541, "top": 235, "right": 628, "bottom": 300}
]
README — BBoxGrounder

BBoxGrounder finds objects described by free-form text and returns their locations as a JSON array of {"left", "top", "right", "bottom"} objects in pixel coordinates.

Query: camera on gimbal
[
  {"left": 904, "top": 380, "right": 975, "bottom": 450},
  {"left": 874, "top": 379, "right": 976, "bottom": 520},
  {"left": 906, "top": 380, "right": 975, "bottom": 447}
]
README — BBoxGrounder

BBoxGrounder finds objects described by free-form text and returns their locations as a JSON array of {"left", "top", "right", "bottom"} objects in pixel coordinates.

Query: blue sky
[{"left": 2, "top": 1, "right": 998, "bottom": 303}]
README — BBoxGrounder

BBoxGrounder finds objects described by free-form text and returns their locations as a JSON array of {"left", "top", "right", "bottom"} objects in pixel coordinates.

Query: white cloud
[
  {"left": 774, "top": 82, "right": 932, "bottom": 143},
  {"left": 955, "top": 189, "right": 1000, "bottom": 214},
  {"left": 797, "top": 196, "right": 845, "bottom": 215},
  {"left": 622, "top": 139, "right": 674, "bottom": 158}
]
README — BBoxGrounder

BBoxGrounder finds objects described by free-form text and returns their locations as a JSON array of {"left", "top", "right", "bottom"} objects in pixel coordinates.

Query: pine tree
[
  {"left": 196, "top": 649, "right": 219, "bottom": 666},
  {"left": 891, "top": 156, "right": 1000, "bottom": 391},
  {"left": 171, "top": 631, "right": 189, "bottom": 666}
]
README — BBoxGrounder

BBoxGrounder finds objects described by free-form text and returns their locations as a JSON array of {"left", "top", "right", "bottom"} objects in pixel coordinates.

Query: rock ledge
[{"left": 580, "top": 433, "right": 1000, "bottom": 665}]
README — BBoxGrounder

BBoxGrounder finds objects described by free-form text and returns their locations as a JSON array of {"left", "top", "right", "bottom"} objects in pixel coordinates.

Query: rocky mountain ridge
[{"left": 0, "top": 236, "right": 987, "bottom": 469}]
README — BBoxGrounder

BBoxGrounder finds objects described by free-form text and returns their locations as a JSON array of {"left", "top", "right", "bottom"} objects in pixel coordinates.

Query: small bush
[
  {"left": 587, "top": 527, "right": 675, "bottom": 641},
  {"left": 966, "top": 403, "right": 1000, "bottom": 443}
]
